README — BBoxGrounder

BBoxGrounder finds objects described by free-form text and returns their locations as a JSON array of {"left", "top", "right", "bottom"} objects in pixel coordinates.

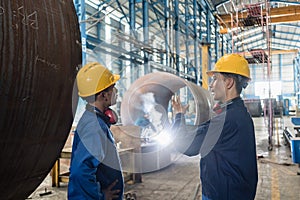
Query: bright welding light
[{"left": 153, "top": 130, "right": 172, "bottom": 146}]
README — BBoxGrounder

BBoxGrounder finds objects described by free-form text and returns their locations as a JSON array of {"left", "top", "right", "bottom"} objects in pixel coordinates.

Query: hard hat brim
[
  {"left": 99, "top": 74, "right": 120, "bottom": 92},
  {"left": 113, "top": 74, "right": 120, "bottom": 83},
  {"left": 206, "top": 70, "right": 251, "bottom": 80},
  {"left": 100, "top": 74, "right": 120, "bottom": 91},
  {"left": 206, "top": 70, "right": 215, "bottom": 77}
]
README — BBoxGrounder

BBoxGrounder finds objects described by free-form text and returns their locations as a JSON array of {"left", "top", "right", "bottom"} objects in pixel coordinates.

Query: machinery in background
[
  {"left": 283, "top": 117, "right": 300, "bottom": 175},
  {"left": 244, "top": 99, "right": 263, "bottom": 117},
  {"left": 245, "top": 98, "right": 284, "bottom": 151},
  {"left": 263, "top": 98, "right": 283, "bottom": 118},
  {"left": 244, "top": 98, "right": 286, "bottom": 118},
  {"left": 283, "top": 98, "right": 291, "bottom": 116}
]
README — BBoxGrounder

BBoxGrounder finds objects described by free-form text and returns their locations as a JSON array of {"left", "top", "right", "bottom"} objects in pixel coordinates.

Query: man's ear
[
  {"left": 226, "top": 77, "right": 235, "bottom": 89},
  {"left": 101, "top": 91, "right": 109, "bottom": 101},
  {"left": 95, "top": 92, "right": 105, "bottom": 101}
]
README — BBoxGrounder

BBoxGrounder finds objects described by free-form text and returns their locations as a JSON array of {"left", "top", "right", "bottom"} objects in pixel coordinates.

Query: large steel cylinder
[
  {"left": 121, "top": 72, "right": 213, "bottom": 127},
  {"left": 120, "top": 72, "right": 213, "bottom": 172},
  {"left": 0, "top": 1, "right": 81, "bottom": 199}
]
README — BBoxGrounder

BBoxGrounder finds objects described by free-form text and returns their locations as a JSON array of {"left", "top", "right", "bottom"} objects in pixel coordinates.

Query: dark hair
[
  {"left": 82, "top": 94, "right": 97, "bottom": 104},
  {"left": 221, "top": 72, "right": 249, "bottom": 94}
]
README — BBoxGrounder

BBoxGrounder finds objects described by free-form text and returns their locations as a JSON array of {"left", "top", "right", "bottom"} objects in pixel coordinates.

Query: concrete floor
[{"left": 28, "top": 116, "right": 300, "bottom": 200}]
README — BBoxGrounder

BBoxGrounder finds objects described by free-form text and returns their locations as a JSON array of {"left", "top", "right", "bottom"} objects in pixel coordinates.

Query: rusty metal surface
[
  {"left": 0, "top": 1, "right": 81, "bottom": 199},
  {"left": 120, "top": 72, "right": 213, "bottom": 128}
]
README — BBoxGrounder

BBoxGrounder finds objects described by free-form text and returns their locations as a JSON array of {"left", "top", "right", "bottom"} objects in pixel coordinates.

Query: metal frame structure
[
  {"left": 72, "top": 1, "right": 300, "bottom": 98},
  {"left": 73, "top": 0, "right": 220, "bottom": 88},
  {"left": 294, "top": 53, "right": 300, "bottom": 111}
]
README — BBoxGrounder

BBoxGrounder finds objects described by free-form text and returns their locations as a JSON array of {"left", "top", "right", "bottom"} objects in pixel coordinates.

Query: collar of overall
[
  {"left": 85, "top": 104, "right": 112, "bottom": 125},
  {"left": 213, "top": 96, "right": 241, "bottom": 114}
]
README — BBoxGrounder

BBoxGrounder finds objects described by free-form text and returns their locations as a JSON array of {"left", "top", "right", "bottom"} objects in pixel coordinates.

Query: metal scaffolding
[{"left": 222, "top": 1, "right": 274, "bottom": 150}]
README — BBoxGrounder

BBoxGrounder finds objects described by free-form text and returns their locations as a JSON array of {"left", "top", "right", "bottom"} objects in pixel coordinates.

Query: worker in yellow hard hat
[
  {"left": 68, "top": 62, "right": 124, "bottom": 200},
  {"left": 171, "top": 54, "right": 258, "bottom": 200}
]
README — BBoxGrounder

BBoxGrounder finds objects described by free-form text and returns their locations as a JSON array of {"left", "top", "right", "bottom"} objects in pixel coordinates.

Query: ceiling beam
[
  {"left": 271, "top": 14, "right": 300, "bottom": 24},
  {"left": 218, "top": 5, "right": 300, "bottom": 28},
  {"left": 237, "top": 49, "right": 298, "bottom": 57}
]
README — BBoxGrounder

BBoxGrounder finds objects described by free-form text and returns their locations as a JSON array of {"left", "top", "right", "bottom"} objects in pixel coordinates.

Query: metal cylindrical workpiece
[
  {"left": 120, "top": 72, "right": 213, "bottom": 173},
  {"left": 121, "top": 72, "right": 213, "bottom": 127},
  {"left": 0, "top": 1, "right": 81, "bottom": 199}
]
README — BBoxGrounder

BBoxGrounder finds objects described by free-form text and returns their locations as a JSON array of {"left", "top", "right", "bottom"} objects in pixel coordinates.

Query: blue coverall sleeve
[
  {"left": 68, "top": 116, "right": 109, "bottom": 199},
  {"left": 172, "top": 113, "right": 209, "bottom": 156},
  {"left": 69, "top": 149, "right": 104, "bottom": 200}
]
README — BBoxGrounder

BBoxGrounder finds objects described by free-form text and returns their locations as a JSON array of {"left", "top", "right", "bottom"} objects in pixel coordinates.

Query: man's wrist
[{"left": 175, "top": 113, "right": 184, "bottom": 119}]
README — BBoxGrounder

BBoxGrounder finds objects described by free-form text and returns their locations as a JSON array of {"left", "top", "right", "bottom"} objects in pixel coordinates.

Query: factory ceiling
[
  {"left": 214, "top": 0, "right": 300, "bottom": 56},
  {"left": 83, "top": 0, "right": 300, "bottom": 64}
]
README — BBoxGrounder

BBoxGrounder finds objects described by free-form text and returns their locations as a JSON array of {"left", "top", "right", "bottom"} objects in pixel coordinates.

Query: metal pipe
[
  {"left": 193, "top": 0, "right": 199, "bottom": 84},
  {"left": 120, "top": 72, "right": 213, "bottom": 173},
  {"left": 80, "top": 0, "right": 87, "bottom": 64},
  {"left": 174, "top": 0, "right": 180, "bottom": 75},
  {"left": 185, "top": 0, "right": 190, "bottom": 70},
  {"left": 120, "top": 72, "right": 213, "bottom": 128},
  {"left": 164, "top": 0, "right": 170, "bottom": 67},
  {"left": 214, "top": 18, "right": 219, "bottom": 61},
  {"left": 142, "top": 0, "right": 149, "bottom": 74},
  {"left": 129, "top": 0, "right": 137, "bottom": 82}
]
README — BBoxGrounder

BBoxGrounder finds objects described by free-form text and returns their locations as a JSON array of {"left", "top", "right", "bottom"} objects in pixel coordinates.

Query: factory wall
[{"left": 244, "top": 53, "right": 295, "bottom": 99}]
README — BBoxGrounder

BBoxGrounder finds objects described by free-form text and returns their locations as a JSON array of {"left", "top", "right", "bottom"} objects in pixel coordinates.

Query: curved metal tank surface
[
  {"left": 120, "top": 72, "right": 213, "bottom": 172},
  {"left": 0, "top": 1, "right": 81, "bottom": 199}
]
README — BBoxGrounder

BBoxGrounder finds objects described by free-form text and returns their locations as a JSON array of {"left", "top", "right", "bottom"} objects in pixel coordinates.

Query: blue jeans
[{"left": 202, "top": 194, "right": 212, "bottom": 200}]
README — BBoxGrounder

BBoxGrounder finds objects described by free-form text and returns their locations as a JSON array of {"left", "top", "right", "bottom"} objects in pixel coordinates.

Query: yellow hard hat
[
  {"left": 76, "top": 62, "right": 120, "bottom": 97},
  {"left": 206, "top": 54, "right": 251, "bottom": 79}
]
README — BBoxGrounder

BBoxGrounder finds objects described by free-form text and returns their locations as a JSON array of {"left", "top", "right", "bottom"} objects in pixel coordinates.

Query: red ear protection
[
  {"left": 213, "top": 103, "right": 223, "bottom": 114},
  {"left": 213, "top": 100, "right": 233, "bottom": 114},
  {"left": 104, "top": 108, "right": 118, "bottom": 124}
]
